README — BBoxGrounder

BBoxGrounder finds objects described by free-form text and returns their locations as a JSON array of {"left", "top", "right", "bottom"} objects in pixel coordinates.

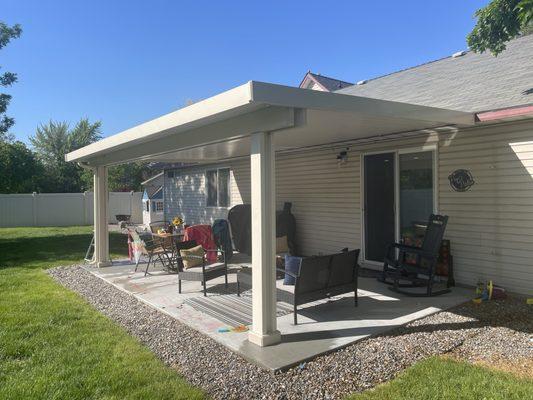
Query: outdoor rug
[{"left": 185, "top": 292, "right": 293, "bottom": 327}]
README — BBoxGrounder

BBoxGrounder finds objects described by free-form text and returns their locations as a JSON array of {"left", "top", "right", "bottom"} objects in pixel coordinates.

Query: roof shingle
[{"left": 337, "top": 34, "right": 533, "bottom": 112}]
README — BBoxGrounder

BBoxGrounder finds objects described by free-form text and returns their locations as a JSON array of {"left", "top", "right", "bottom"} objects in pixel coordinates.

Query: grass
[
  {"left": 0, "top": 226, "right": 204, "bottom": 400},
  {"left": 348, "top": 356, "right": 533, "bottom": 400}
]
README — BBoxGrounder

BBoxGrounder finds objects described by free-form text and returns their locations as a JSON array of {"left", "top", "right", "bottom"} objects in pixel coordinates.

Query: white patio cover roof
[{"left": 66, "top": 81, "right": 474, "bottom": 166}]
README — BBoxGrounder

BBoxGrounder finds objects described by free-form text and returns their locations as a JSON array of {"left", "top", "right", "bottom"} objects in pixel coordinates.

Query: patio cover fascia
[{"left": 67, "top": 81, "right": 474, "bottom": 348}]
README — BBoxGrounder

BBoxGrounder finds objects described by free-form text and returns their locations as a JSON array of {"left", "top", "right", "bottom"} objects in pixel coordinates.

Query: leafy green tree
[
  {"left": 468, "top": 0, "right": 533, "bottom": 55},
  {"left": 30, "top": 119, "right": 102, "bottom": 192},
  {"left": 0, "top": 141, "right": 44, "bottom": 193},
  {"left": 0, "top": 22, "right": 22, "bottom": 141},
  {"left": 80, "top": 162, "right": 151, "bottom": 192}
]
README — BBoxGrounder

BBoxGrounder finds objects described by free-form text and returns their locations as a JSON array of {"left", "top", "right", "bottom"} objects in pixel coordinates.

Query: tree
[
  {"left": 0, "top": 22, "right": 22, "bottom": 140},
  {"left": 0, "top": 141, "right": 44, "bottom": 193},
  {"left": 79, "top": 162, "right": 151, "bottom": 192},
  {"left": 467, "top": 0, "right": 533, "bottom": 55},
  {"left": 30, "top": 119, "right": 102, "bottom": 192}
]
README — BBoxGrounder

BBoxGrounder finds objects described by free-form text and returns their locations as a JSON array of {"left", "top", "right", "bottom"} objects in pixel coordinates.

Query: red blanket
[{"left": 184, "top": 225, "right": 218, "bottom": 263}]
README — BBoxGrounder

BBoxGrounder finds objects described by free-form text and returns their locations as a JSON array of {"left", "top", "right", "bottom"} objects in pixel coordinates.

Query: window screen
[
  {"left": 206, "top": 170, "right": 218, "bottom": 207},
  {"left": 217, "top": 169, "right": 230, "bottom": 207},
  {"left": 206, "top": 168, "right": 230, "bottom": 207}
]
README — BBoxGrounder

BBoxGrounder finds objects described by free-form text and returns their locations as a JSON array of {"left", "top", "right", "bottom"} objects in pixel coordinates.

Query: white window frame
[
  {"left": 155, "top": 201, "right": 164, "bottom": 212},
  {"left": 205, "top": 168, "right": 231, "bottom": 208}
]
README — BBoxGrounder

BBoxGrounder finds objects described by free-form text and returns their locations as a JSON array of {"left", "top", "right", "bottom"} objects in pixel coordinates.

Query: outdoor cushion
[
  {"left": 284, "top": 255, "right": 302, "bottom": 285},
  {"left": 276, "top": 236, "right": 289, "bottom": 254},
  {"left": 180, "top": 245, "right": 205, "bottom": 269},
  {"left": 183, "top": 262, "right": 226, "bottom": 272}
]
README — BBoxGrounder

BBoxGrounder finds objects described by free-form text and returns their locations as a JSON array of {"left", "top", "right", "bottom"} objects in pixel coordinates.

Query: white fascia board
[
  {"left": 66, "top": 82, "right": 254, "bottom": 162},
  {"left": 250, "top": 81, "right": 475, "bottom": 127}
]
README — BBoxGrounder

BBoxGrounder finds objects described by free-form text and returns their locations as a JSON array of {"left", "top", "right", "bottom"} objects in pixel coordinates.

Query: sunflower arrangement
[{"left": 172, "top": 216, "right": 183, "bottom": 227}]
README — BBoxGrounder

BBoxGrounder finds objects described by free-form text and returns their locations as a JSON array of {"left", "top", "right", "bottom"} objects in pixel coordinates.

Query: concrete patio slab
[{"left": 87, "top": 259, "right": 472, "bottom": 371}]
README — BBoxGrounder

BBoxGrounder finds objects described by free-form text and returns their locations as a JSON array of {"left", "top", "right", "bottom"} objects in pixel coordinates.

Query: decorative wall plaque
[{"left": 448, "top": 169, "right": 475, "bottom": 192}]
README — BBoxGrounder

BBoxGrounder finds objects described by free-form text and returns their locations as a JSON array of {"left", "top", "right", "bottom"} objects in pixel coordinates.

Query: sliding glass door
[{"left": 363, "top": 149, "right": 435, "bottom": 264}]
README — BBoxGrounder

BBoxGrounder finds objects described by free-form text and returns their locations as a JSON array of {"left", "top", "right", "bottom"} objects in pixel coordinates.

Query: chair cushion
[
  {"left": 184, "top": 262, "right": 225, "bottom": 272},
  {"left": 180, "top": 245, "right": 205, "bottom": 269},
  {"left": 284, "top": 255, "right": 302, "bottom": 285},
  {"left": 276, "top": 236, "right": 289, "bottom": 254}
]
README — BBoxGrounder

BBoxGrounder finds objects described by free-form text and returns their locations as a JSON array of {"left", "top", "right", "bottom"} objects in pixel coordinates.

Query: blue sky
[{"left": 3, "top": 0, "right": 488, "bottom": 143}]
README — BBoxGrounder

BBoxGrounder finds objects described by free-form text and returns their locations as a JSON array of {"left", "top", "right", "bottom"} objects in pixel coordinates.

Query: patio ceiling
[{"left": 66, "top": 81, "right": 474, "bottom": 166}]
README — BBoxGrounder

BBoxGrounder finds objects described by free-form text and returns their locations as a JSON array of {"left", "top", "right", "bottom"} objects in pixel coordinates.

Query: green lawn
[
  {"left": 0, "top": 226, "right": 204, "bottom": 400},
  {"left": 348, "top": 356, "right": 533, "bottom": 400}
]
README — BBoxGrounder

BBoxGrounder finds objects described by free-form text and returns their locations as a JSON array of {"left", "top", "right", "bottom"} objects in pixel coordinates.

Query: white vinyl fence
[{"left": 0, "top": 192, "right": 143, "bottom": 227}]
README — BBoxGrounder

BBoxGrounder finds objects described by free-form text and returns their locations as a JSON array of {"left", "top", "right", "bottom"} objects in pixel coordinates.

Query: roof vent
[
  {"left": 452, "top": 50, "right": 466, "bottom": 58},
  {"left": 356, "top": 80, "right": 367, "bottom": 85}
]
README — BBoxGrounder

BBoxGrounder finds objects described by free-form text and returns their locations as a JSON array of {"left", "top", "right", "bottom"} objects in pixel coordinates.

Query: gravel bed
[{"left": 48, "top": 265, "right": 532, "bottom": 399}]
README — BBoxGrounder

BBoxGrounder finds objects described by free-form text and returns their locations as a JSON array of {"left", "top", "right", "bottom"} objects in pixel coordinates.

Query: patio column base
[
  {"left": 248, "top": 330, "right": 281, "bottom": 347},
  {"left": 95, "top": 261, "right": 112, "bottom": 268}
]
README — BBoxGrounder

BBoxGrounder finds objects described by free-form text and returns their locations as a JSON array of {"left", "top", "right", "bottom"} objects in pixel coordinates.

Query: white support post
[
  {"left": 248, "top": 131, "right": 281, "bottom": 347},
  {"left": 93, "top": 166, "right": 111, "bottom": 267}
]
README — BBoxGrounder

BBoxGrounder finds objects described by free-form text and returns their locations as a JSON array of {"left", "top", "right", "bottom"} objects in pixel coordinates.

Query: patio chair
[
  {"left": 175, "top": 239, "right": 228, "bottom": 297},
  {"left": 276, "top": 249, "right": 360, "bottom": 325},
  {"left": 129, "top": 229, "right": 175, "bottom": 276},
  {"left": 149, "top": 220, "right": 170, "bottom": 233},
  {"left": 380, "top": 214, "right": 449, "bottom": 297}
]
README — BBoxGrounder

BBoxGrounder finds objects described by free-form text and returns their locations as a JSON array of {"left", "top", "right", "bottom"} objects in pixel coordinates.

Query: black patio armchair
[
  {"left": 380, "top": 214, "right": 449, "bottom": 297},
  {"left": 175, "top": 239, "right": 228, "bottom": 297}
]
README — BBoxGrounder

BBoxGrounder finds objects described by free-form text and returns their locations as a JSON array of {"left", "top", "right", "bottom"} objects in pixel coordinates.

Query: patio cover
[{"left": 66, "top": 81, "right": 474, "bottom": 347}]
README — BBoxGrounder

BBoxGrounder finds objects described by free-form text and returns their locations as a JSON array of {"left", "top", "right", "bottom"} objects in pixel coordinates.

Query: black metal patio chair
[
  {"left": 380, "top": 214, "right": 449, "bottom": 297},
  {"left": 129, "top": 229, "right": 175, "bottom": 276}
]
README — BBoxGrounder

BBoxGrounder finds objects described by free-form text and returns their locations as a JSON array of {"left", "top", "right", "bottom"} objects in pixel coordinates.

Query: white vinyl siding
[
  {"left": 164, "top": 119, "right": 533, "bottom": 295},
  {"left": 438, "top": 119, "right": 533, "bottom": 295}
]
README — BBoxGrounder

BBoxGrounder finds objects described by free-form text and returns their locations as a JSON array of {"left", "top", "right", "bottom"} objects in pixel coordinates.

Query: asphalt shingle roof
[{"left": 337, "top": 34, "right": 533, "bottom": 112}]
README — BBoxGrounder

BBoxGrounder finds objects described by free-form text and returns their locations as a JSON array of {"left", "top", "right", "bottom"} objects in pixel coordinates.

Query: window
[
  {"left": 155, "top": 201, "right": 164, "bottom": 212},
  {"left": 206, "top": 168, "right": 230, "bottom": 207},
  {"left": 145, "top": 201, "right": 149, "bottom": 212},
  {"left": 167, "top": 170, "right": 174, "bottom": 178}
]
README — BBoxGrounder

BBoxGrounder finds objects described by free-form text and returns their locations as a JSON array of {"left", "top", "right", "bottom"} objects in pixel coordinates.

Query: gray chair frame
[{"left": 175, "top": 239, "right": 228, "bottom": 297}]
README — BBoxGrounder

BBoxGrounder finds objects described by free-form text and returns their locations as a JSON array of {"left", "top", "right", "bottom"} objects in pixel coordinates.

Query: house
[
  {"left": 66, "top": 34, "right": 533, "bottom": 347},
  {"left": 141, "top": 172, "right": 164, "bottom": 226},
  {"left": 299, "top": 70, "right": 354, "bottom": 91}
]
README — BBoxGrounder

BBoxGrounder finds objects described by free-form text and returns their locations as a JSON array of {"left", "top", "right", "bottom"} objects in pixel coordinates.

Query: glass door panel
[{"left": 399, "top": 151, "right": 434, "bottom": 244}]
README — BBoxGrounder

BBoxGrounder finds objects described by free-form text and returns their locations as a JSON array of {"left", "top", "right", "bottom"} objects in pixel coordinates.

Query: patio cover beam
[{"left": 65, "top": 81, "right": 474, "bottom": 167}]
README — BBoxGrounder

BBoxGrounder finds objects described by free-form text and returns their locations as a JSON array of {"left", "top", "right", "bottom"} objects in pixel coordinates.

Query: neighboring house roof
[
  {"left": 299, "top": 71, "right": 354, "bottom": 92},
  {"left": 144, "top": 185, "right": 163, "bottom": 199},
  {"left": 141, "top": 172, "right": 163, "bottom": 186},
  {"left": 337, "top": 34, "right": 533, "bottom": 113}
]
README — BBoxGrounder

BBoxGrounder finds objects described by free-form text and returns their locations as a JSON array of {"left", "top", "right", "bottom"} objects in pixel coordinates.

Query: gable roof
[
  {"left": 144, "top": 185, "right": 163, "bottom": 199},
  {"left": 141, "top": 172, "right": 163, "bottom": 186},
  {"left": 300, "top": 71, "right": 354, "bottom": 92},
  {"left": 337, "top": 34, "right": 533, "bottom": 113}
]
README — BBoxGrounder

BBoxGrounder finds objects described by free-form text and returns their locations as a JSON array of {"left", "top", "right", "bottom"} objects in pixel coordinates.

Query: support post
[
  {"left": 248, "top": 131, "right": 281, "bottom": 347},
  {"left": 93, "top": 166, "right": 111, "bottom": 267}
]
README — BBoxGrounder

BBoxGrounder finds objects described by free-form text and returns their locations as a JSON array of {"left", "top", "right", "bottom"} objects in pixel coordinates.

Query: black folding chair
[{"left": 380, "top": 214, "right": 450, "bottom": 297}]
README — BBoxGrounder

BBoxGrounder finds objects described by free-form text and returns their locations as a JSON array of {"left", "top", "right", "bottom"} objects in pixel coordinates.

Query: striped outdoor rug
[{"left": 185, "top": 293, "right": 293, "bottom": 327}]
